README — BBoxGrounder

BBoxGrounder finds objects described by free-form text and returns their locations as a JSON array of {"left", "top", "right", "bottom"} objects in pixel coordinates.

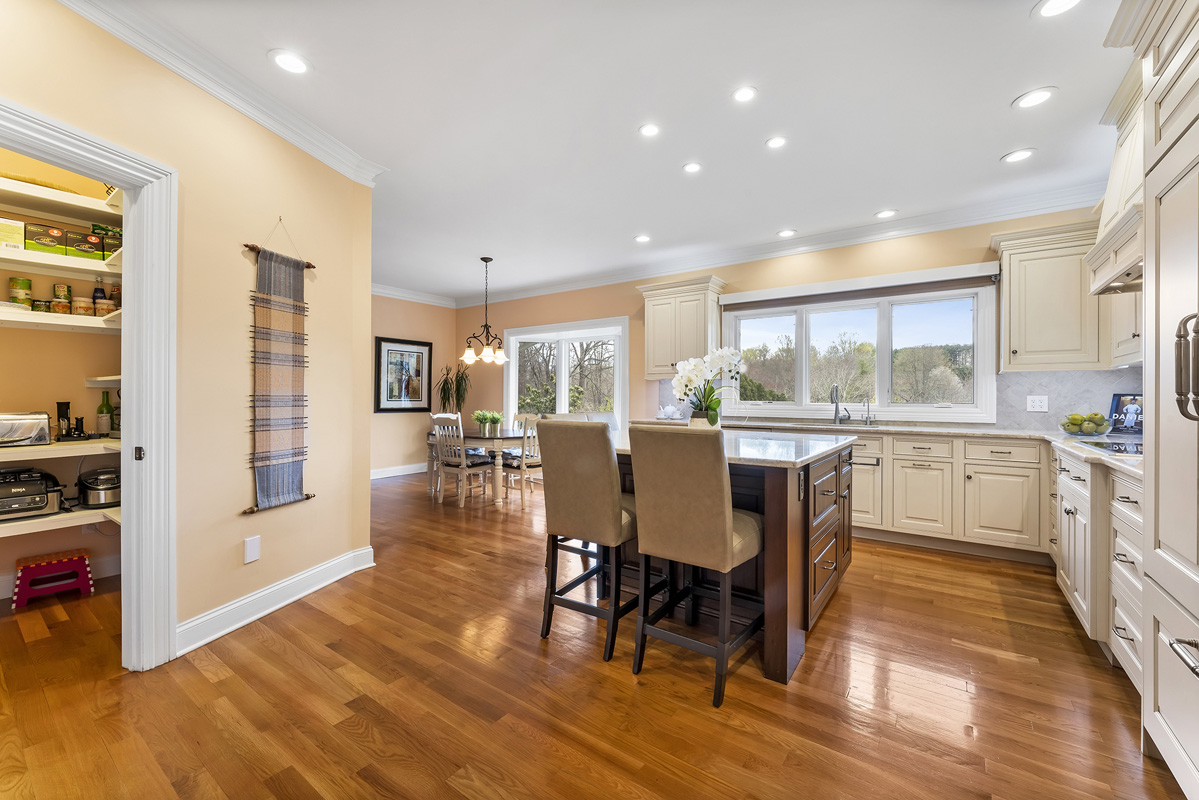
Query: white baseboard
[
  {"left": 0, "top": 552, "right": 121, "bottom": 600},
  {"left": 853, "top": 527, "right": 1053, "bottom": 566},
  {"left": 175, "top": 546, "right": 375, "bottom": 657},
  {"left": 371, "top": 463, "right": 427, "bottom": 480}
]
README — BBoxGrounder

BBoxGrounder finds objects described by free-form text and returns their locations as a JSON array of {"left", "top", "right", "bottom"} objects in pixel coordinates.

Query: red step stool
[{"left": 11, "top": 548, "right": 94, "bottom": 610}]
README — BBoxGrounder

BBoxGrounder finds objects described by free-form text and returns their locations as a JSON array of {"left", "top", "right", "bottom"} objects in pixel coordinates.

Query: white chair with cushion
[
  {"left": 431, "top": 413, "right": 492, "bottom": 507},
  {"left": 502, "top": 414, "right": 543, "bottom": 510}
]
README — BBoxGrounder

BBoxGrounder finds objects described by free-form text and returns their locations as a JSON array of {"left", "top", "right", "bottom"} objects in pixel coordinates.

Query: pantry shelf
[
  {"left": 0, "top": 176, "right": 122, "bottom": 227},
  {"left": 0, "top": 247, "right": 122, "bottom": 282},
  {"left": 0, "top": 509, "right": 114, "bottom": 541},
  {"left": 85, "top": 375, "right": 121, "bottom": 388},
  {"left": 0, "top": 440, "right": 120, "bottom": 465},
  {"left": 0, "top": 307, "right": 120, "bottom": 335}
]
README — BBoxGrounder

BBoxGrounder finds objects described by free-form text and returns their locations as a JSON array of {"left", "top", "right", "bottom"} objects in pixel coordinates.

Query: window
[
  {"left": 725, "top": 285, "right": 995, "bottom": 422},
  {"left": 504, "top": 317, "right": 629, "bottom": 426}
]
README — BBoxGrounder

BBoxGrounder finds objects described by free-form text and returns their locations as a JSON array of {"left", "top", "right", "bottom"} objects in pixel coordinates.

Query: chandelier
[{"left": 460, "top": 256, "right": 508, "bottom": 365}]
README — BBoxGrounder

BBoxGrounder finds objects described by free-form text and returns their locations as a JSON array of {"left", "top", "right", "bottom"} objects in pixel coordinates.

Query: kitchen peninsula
[{"left": 613, "top": 427, "right": 856, "bottom": 683}]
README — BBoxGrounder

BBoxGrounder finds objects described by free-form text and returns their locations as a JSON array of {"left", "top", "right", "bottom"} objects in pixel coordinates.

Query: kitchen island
[{"left": 612, "top": 427, "right": 856, "bottom": 683}]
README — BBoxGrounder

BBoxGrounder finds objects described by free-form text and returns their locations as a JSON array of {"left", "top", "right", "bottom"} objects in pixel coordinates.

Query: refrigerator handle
[{"left": 1176, "top": 313, "right": 1199, "bottom": 421}]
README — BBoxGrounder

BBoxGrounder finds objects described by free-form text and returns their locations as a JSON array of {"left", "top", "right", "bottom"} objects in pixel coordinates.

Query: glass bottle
[{"left": 97, "top": 391, "right": 114, "bottom": 436}]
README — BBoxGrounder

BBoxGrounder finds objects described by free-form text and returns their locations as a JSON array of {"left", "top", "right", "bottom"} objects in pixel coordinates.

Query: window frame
[
  {"left": 503, "top": 316, "right": 629, "bottom": 427},
  {"left": 723, "top": 285, "right": 996, "bottom": 423}
]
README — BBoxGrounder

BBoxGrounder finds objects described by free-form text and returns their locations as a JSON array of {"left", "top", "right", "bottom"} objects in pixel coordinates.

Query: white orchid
[{"left": 672, "top": 347, "right": 743, "bottom": 424}]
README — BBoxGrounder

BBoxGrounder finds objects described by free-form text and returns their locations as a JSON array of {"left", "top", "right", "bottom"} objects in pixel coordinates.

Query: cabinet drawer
[
  {"left": 1110, "top": 473, "right": 1145, "bottom": 527},
  {"left": 965, "top": 440, "right": 1040, "bottom": 464},
  {"left": 1110, "top": 580, "right": 1144, "bottom": 693},
  {"left": 810, "top": 534, "right": 839, "bottom": 606},
  {"left": 1055, "top": 456, "right": 1090, "bottom": 498},
  {"left": 1111, "top": 506, "right": 1144, "bottom": 561},
  {"left": 892, "top": 437, "right": 952, "bottom": 459},
  {"left": 849, "top": 436, "right": 883, "bottom": 455},
  {"left": 810, "top": 455, "right": 839, "bottom": 529},
  {"left": 1145, "top": 578, "right": 1199, "bottom": 791},
  {"left": 1112, "top": 525, "right": 1144, "bottom": 609}
]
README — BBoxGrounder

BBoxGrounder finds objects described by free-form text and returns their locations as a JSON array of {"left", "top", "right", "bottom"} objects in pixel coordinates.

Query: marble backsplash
[{"left": 655, "top": 365, "right": 1143, "bottom": 432}]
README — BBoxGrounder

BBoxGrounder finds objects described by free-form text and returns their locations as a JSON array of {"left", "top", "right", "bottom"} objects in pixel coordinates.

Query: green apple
[
  {"left": 1081, "top": 421, "right": 1097, "bottom": 434},
  {"left": 1064, "top": 423, "right": 1081, "bottom": 434},
  {"left": 1067, "top": 414, "right": 1085, "bottom": 424},
  {"left": 1096, "top": 422, "right": 1110, "bottom": 434},
  {"left": 1088, "top": 412, "right": 1106, "bottom": 422}
]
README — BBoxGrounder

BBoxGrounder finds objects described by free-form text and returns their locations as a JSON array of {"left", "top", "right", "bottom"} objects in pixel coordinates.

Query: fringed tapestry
[{"left": 249, "top": 248, "right": 310, "bottom": 511}]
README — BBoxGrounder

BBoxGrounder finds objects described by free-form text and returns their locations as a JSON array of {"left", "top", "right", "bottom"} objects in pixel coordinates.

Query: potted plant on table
[
  {"left": 672, "top": 347, "right": 743, "bottom": 428},
  {"left": 472, "top": 409, "right": 503, "bottom": 436}
]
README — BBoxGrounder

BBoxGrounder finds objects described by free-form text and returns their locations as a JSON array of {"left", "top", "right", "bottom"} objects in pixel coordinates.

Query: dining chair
[
  {"left": 502, "top": 414, "right": 543, "bottom": 510},
  {"left": 627, "top": 425, "right": 765, "bottom": 707},
  {"left": 537, "top": 420, "right": 644, "bottom": 661},
  {"left": 430, "top": 413, "right": 492, "bottom": 507}
]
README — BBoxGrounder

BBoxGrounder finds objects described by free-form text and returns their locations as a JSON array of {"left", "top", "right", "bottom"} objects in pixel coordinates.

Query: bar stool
[
  {"left": 628, "top": 425, "right": 765, "bottom": 707},
  {"left": 537, "top": 420, "right": 646, "bottom": 661}
]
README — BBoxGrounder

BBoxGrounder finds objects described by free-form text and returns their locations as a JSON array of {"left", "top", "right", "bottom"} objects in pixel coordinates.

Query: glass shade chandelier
[{"left": 460, "top": 256, "right": 508, "bottom": 365}]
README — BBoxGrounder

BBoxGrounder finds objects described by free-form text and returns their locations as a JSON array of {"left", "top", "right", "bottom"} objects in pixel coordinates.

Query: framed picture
[{"left": 375, "top": 337, "right": 432, "bottom": 413}]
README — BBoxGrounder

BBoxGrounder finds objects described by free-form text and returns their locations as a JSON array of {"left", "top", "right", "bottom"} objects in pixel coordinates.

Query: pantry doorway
[{"left": 0, "top": 96, "right": 178, "bottom": 671}]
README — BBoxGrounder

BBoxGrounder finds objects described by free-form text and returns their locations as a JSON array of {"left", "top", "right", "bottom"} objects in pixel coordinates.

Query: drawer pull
[
  {"left": 820, "top": 560, "right": 836, "bottom": 570},
  {"left": 1070, "top": 475, "right": 1086, "bottom": 482},
  {"left": 1113, "top": 553, "right": 1135, "bottom": 565},
  {"left": 851, "top": 458, "right": 880, "bottom": 467},
  {"left": 820, "top": 489, "right": 836, "bottom": 496},
  {"left": 990, "top": 450, "right": 1012, "bottom": 455},
  {"left": 1050, "top": 492, "right": 1058, "bottom": 498},
  {"left": 840, "top": 490, "right": 849, "bottom": 498},
  {"left": 911, "top": 463, "right": 932, "bottom": 467},
  {"left": 1115, "top": 495, "right": 1139, "bottom": 505},
  {"left": 1064, "top": 507, "right": 1075, "bottom": 516},
  {"left": 1049, "top": 538, "right": 1058, "bottom": 545},
  {"left": 1112, "top": 626, "right": 1135, "bottom": 643},
  {"left": 911, "top": 445, "right": 932, "bottom": 450},
  {"left": 1169, "top": 638, "right": 1199, "bottom": 677},
  {"left": 1057, "top": 467, "right": 1070, "bottom": 473},
  {"left": 1050, "top": 456, "right": 1058, "bottom": 463}
]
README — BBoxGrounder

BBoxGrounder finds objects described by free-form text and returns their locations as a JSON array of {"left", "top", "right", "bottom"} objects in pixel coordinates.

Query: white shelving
[
  {"left": 105, "top": 189, "right": 122, "bottom": 215},
  {"left": 85, "top": 375, "right": 120, "bottom": 388},
  {"left": 0, "top": 176, "right": 122, "bottom": 227},
  {"left": 0, "top": 507, "right": 120, "bottom": 541},
  {"left": 0, "top": 246, "right": 122, "bottom": 283},
  {"left": 0, "top": 440, "right": 119, "bottom": 465},
  {"left": 0, "top": 306, "right": 121, "bottom": 334}
]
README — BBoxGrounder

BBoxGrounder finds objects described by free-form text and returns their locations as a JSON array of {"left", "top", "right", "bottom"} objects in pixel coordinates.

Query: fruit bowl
[{"left": 1060, "top": 413, "right": 1111, "bottom": 436}]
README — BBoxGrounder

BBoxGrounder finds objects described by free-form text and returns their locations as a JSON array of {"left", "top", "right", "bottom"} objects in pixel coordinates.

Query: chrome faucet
[
  {"left": 831, "top": 384, "right": 850, "bottom": 424},
  {"left": 862, "top": 396, "right": 873, "bottom": 426}
]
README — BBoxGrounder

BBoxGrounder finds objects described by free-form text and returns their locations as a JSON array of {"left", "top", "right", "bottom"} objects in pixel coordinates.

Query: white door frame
[{"left": 0, "top": 97, "right": 177, "bottom": 670}]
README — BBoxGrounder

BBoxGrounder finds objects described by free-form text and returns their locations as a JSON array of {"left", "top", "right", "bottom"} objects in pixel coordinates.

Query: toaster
[
  {"left": 0, "top": 468, "right": 63, "bottom": 520},
  {"left": 0, "top": 412, "right": 51, "bottom": 447},
  {"left": 77, "top": 467, "right": 120, "bottom": 508}
]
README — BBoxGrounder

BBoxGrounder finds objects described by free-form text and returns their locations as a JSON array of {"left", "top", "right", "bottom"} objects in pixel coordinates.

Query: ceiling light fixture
[
  {"left": 1001, "top": 148, "right": 1036, "bottom": 163},
  {"left": 639, "top": 123, "right": 660, "bottom": 137},
  {"left": 460, "top": 257, "right": 507, "bottom": 366},
  {"left": 875, "top": 209, "right": 897, "bottom": 219},
  {"left": 733, "top": 86, "right": 757, "bottom": 102},
  {"left": 268, "top": 49, "right": 310, "bottom": 74},
  {"left": 1012, "top": 87, "right": 1057, "bottom": 108},
  {"left": 683, "top": 162, "right": 703, "bottom": 173},
  {"left": 1032, "top": 0, "right": 1081, "bottom": 17},
  {"left": 778, "top": 229, "right": 797, "bottom": 238},
  {"left": 634, "top": 234, "right": 651, "bottom": 243},
  {"left": 765, "top": 136, "right": 787, "bottom": 148}
]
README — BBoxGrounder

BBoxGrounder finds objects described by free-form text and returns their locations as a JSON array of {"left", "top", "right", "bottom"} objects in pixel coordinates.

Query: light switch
[
  {"left": 244, "top": 535, "right": 261, "bottom": 564},
  {"left": 1026, "top": 395, "right": 1049, "bottom": 413}
]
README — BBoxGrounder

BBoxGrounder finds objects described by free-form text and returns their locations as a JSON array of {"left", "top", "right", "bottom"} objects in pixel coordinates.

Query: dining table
[{"left": 427, "top": 428, "right": 527, "bottom": 507}]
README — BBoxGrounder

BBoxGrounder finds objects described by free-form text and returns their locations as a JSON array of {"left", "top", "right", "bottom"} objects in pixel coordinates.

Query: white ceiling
[{"left": 111, "top": 0, "right": 1130, "bottom": 305}]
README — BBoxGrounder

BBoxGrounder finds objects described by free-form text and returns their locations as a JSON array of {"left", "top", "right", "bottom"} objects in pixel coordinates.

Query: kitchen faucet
[
  {"left": 862, "top": 396, "right": 873, "bottom": 426},
  {"left": 830, "top": 384, "right": 850, "bottom": 424}
]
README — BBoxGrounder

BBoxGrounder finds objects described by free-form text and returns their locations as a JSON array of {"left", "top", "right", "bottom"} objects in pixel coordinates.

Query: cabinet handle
[
  {"left": 1050, "top": 492, "right": 1058, "bottom": 498},
  {"left": 820, "top": 561, "right": 836, "bottom": 570},
  {"left": 1049, "top": 538, "right": 1058, "bottom": 545},
  {"left": 840, "top": 490, "right": 849, "bottom": 498},
  {"left": 911, "top": 463, "right": 932, "bottom": 467},
  {"left": 1115, "top": 495, "right": 1139, "bottom": 505},
  {"left": 1174, "top": 313, "right": 1199, "bottom": 421},
  {"left": 1057, "top": 467, "right": 1070, "bottom": 473},
  {"left": 1050, "top": 456, "right": 1058, "bottom": 463},
  {"left": 1070, "top": 475, "right": 1086, "bottom": 482},
  {"left": 1112, "top": 626, "right": 1135, "bottom": 643},
  {"left": 820, "top": 489, "right": 836, "bottom": 496},
  {"left": 990, "top": 450, "right": 1012, "bottom": 455},
  {"left": 1064, "top": 507, "right": 1075, "bottom": 516},
  {"left": 1132, "top": 332, "right": 1141, "bottom": 339},
  {"left": 1113, "top": 553, "right": 1135, "bottom": 564},
  {"left": 912, "top": 446, "right": 932, "bottom": 450},
  {"left": 1169, "top": 638, "right": 1199, "bottom": 677},
  {"left": 851, "top": 458, "right": 880, "bottom": 467}
]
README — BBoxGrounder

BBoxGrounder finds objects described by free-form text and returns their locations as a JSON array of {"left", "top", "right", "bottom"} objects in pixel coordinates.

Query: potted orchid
[{"left": 671, "top": 347, "right": 744, "bottom": 428}]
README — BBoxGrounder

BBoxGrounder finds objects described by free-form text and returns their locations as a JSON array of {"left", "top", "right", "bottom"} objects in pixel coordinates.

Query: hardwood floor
[{"left": 0, "top": 473, "right": 1184, "bottom": 799}]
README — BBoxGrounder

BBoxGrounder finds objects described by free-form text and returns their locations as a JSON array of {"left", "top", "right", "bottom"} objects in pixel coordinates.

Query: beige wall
[
  {"left": 370, "top": 295, "right": 457, "bottom": 470},
  {"left": 454, "top": 206, "right": 1097, "bottom": 421},
  {"left": 1, "top": 0, "right": 372, "bottom": 621}
]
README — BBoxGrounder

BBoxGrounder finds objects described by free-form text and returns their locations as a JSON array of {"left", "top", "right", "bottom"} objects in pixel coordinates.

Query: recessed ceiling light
[
  {"left": 1001, "top": 148, "right": 1036, "bottom": 163},
  {"left": 778, "top": 229, "right": 797, "bottom": 238},
  {"left": 765, "top": 136, "right": 787, "bottom": 148},
  {"left": 682, "top": 162, "right": 703, "bottom": 173},
  {"left": 875, "top": 209, "right": 897, "bottom": 219},
  {"left": 634, "top": 234, "right": 651, "bottom": 243},
  {"left": 1013, "top": 87, "right": 1057, "bottom": 108},
  {"left": 268, "top": 49, "right": 310, "bottom": 74},
  {"left": 733, "top": 86, "right": 757, "bottom": 102},
  {"left": 639, "top": 123, "right": 660, "bottom": 137},
  {"left": 1032, "top": 0, "right": 1081, "bottom": 17}
]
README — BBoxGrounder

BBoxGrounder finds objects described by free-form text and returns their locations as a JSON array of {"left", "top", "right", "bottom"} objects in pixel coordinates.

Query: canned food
[
  {"left": 31, "top": 299, "right": 50, "bottom": 313},
  {"left": 53, "top": 283, "right": 71, "bottom": 301},
  {"left": 7, "top": 296, "right": 31, "bottom": 308},
  {"left": 94, "top": 299, "right": 116, "bottom": 316},
  {"left": 8, "top": 277, "right": 31, "bottom": 301},
  {"left": 71, "top": 297, "right": 94, "bottom": 316},
  {"left": 49, "top": 299, "right": 71, "bottom": 314}
]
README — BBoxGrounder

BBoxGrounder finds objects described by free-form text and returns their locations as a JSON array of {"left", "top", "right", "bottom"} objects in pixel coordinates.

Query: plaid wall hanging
[{"left": 246, "top": 247, "right": 313, "bottom": 513}]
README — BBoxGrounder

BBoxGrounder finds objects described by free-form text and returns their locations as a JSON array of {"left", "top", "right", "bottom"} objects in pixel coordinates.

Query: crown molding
[
  {"left": 989, "top": 219, "right": 1101, "bottom": 254},
  {"left": 55, "top": 0, "right": 387, "bottom": 187},
  {"left": 1105, "top": 0, "right": 1158, "bottom": 49},
  {"left": 371, "top": 283, "right": 457, "bottom": 309},
  {"left": 451, "top": 181, "right": 1106, "bottom": 308}
]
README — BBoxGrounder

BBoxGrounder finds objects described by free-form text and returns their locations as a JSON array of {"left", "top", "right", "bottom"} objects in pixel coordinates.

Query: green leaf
[{"left": 707, "top": 408, "right": 718, "bottom": 426}]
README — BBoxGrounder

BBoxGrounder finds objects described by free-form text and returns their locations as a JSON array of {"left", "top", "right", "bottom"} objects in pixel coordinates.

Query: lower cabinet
[
  {"left": 891, "top": 458, "right": 954, "bottom": 538},
  {"left": 1144, "top": 578, "right": 1199, "bottom": 797},
  {"left": 963, "top": 463, "right": 1041, "bottom": 548},
  {"left": 1058, "top": 488, "right": 1092, "bottom": 637},
  {"left": 849, "top": 456, "right": 883, "bottom": 527}
]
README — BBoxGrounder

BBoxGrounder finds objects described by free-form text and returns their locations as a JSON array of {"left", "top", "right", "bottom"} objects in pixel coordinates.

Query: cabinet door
[
  {"left": 1069, "top": 501, "right": 1092, "bottom": 636},
  {"left": 891, "top": 459, "right": 954, "bottom": 538},
  {"left": 674, "top": 292, "right": 707, "bottom": 363},
  {"left": 963, "top": 464, "right": 1040, "bottom": 548},
  {"left": 644, "top": 296, "right": 677, "bottom": 378},
  {"left": 1144, "top": 577, "right": 1199, "bottom": 797},
  {"left": 1110, "top": 290, "right": 1143, "bottom": 366},
  {"left": 1005, "top": 246, "right": 1102, "bottom": 370},
  {"left": 850, "top": 458, "right": 883, "bottom": 528},
  {"left": 1057, "top": 498, "right": 1074, "bottom": 600}
]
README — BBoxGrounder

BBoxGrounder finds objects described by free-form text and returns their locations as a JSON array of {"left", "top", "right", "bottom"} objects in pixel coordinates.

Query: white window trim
[
  {"left": 503, "top": 316, "right": 630, "bottom": 427},
  {"left": 723, "top": 285, "right": 997, "bottom": 423}
]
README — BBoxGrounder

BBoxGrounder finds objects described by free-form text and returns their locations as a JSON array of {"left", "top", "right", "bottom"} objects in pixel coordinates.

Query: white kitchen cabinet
[
  {"left": 638, "top": 276, "right": 725, "bottom": 379},
  {"left": 1059, "top": 488, "right": 1093, "bottom": 637},
  {"left": 992, "top": 223, "right": 1106, "bottom": 372},
  {"left": 963, "top": 464, "right": 1040, "bottom": 548},
  {"left": 1110, "top": 290, "right": 1144, "bottom": 366},
  {"left": 849, "top": 456, "right": 883, "bottom": 528},
  {"left": 891, "top": 458, "right": 954, "bottom": 538}
]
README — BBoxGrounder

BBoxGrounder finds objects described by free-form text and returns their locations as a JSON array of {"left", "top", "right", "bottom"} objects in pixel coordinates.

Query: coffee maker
[{"left": 55, "top": 401, "right": 88, "bottom": 442}]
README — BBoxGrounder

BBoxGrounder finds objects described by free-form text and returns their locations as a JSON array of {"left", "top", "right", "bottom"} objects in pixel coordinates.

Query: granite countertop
[{"left": 612, "top": 427, "right": 856, "bottom": 469}]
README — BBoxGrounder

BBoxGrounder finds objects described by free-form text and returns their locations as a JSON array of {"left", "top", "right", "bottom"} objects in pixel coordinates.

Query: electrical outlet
[
  {"left": 244, "top": 535, "right": 261, "bottom": 564},
  {"left": 1026, "top": 395, "right": 1049, "bottom": 413}
]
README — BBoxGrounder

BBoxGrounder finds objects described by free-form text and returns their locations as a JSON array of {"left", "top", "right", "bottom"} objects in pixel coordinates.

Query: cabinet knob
[
  {"left": 1132, "top": 333, "right": 1141, "bottom": 339},
  {"left": 966, "top": 474, "right": 973, "bottom": 480},
  {"left": 1011, "top": 349, "right": 1018, "bottom": 355}
]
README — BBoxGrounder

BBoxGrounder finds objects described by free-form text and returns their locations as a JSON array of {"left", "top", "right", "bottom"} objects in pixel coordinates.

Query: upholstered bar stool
[
  {"left": 628, "top": 425, "right": 765, "bottom": 707},
  {"left": 537, "top": 420, "right": 648, "bottom": 661}
]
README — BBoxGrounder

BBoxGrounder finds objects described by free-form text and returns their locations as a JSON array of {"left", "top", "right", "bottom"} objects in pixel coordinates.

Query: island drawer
[
  {"left": 809, "top": 534, "right": 839, "bottom": 612},
  {"left": 892, "top": 437, "right": 952, "bottom": 459},
  {"left": 810, "top": 454, "right": 840, "bottom": 528},
  {"left": 965, "top": 440, "right": 1040, "bottom": 464}
]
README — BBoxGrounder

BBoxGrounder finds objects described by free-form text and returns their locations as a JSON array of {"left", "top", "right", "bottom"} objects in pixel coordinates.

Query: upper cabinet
[
  {"left": 992, "top": 222, "right": 1105, "bottom": 372},
  {"left": 638, "top": 276, "right": 725, "bottom": 380}
]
